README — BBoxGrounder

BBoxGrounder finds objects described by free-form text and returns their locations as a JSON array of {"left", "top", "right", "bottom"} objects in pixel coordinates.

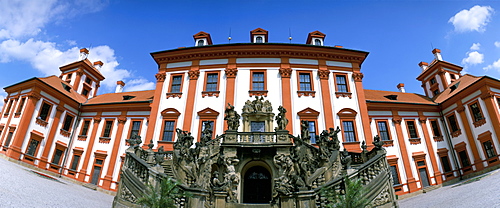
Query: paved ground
[
  {"left": 0, "top": 156, "right": 114, "bottom": 208},
  {"left": 398, "top": 169, "right": 500, "bottom": 208}
]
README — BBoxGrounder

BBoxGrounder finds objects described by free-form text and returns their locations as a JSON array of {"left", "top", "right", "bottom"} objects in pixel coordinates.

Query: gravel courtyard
[
  {"left": 0, "top": 156, "right": 113, "bottom": 208},
  {"left": 399, "top": 169, "right": 500, "bottom": 208}
]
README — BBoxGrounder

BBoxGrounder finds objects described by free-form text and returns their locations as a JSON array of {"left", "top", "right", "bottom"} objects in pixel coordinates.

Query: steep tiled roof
[
  {"left": 432, "top": 74, "right": 482, "bottom": 103},
  {"left": 84, "top": 90, "right": 154, "bottom": 105},
  {"left": 38, "top": 76, "right": 87, "bottom": 103},
  {"left": 365, "top": 89, "right": 436, "bottom": 105}
]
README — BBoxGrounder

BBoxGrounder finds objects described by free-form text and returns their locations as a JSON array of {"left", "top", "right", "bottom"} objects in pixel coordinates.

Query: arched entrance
[{"left": 243, "top": 166, "right": 272, "bottom": 203}]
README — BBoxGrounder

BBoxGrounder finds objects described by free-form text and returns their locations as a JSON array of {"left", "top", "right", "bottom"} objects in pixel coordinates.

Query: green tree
[
  {"left": 137, "top": 178, "right": 185, "bottom": 208},
  {"left": 320, "top": 177, "right": 370, "bottom": 208}
]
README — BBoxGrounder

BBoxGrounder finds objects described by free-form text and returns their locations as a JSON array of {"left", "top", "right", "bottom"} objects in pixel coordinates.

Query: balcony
[{"left": 222, "top": 131, "right": 291, "bottom": 146}]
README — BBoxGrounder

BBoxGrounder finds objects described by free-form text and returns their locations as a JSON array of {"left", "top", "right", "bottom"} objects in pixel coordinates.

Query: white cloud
[
  {"left": 484, "top": 58, "right": 500, "bottom": 71},
  {"left": 470, "top": 43, "right": 481, "bottom": 50},
  {"left": 0, "top": 0, "right": 149, "bottom": 94},
  {"left": 0, "top": 92, "right": 6, "bottom": 110},
  {"left": 0, "top": 0, "right": 108, "bottom": 39},
  {"left": 462, "top": 51, "right": 484, "bottom": 65},
  {"left": 449, "top": 5, "right": 494, "bottom": 33},
  {"left": 124, "top": 78, "right": 156, "bottom": 92},
  {"left": 495, "top": 41, "right": 500, "bottom": 48}
]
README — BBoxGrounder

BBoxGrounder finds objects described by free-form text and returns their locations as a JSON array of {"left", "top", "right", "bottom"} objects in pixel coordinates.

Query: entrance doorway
[
  {"left": 416, "top": 160, "right": 430, "bottom": 187},
  {"left": 243, "top": 166, "right": 271, "bottom": 203}
]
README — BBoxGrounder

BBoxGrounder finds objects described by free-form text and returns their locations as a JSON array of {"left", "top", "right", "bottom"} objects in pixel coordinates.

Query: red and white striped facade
[{"left": 1, "top": 29, "right": 500, "bottom": 195}]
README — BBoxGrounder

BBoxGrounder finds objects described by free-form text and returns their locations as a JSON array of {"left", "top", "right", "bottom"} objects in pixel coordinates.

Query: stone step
[
  {"left": 227, "top": 204, "right": 271, "bottom": 208},
  {"left": 422, "top": 185, "right": 441, "bottom": 193}
]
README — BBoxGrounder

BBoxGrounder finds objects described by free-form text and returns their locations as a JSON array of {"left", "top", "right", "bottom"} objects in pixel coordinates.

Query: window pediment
[
  {"left": 161, "top": 108, "right": 181, "bottom": 119},
  {"left": 297, "top": 107, "right": 320, "bottom": 118},
  {"left": 337, "top": 108, "right": 357, "bottom": 118},
  {"left": 197, "top": 107, "right": 220, "bottom": 119}
]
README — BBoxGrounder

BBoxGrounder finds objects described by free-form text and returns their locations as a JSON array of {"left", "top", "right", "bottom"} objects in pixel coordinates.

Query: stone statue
[
  {"left": 126, "top": 134, "right": 142, "bottom": 147},
  {"left": 224, "top": 103, "right": 240, "bottom": 130},
  {"left": 275, "top": 106, "right": 288, "bottom": 130},
  {"left": 211, "top": 171, "right": 226, "bottom": 191},
  {"left": 329, "top": 127, "right": 341, "bottom": 150},
  {"left": 242, "top": 100, "right": 254, "bottom": 113},
  {"left": 263, "top": 100, "right": 272, "bottom": 113},
  {"left": 201, "top": 121, "right": 213, "bottom": 145},
  {"left": 290, "top": 135, "right": 313, "bottom": 188},
  {"left": 373, "top": 135, "right": 384, "bottom": 150},
  {"left": 300, "top": 120, "right": 310, "bottom": 140},
  {"left": 224, "top": 157, "right": 240, "bottom": 203},
  {"left": 253, "top": 96, "right": 264, "bottom": 112},
  {"left": 341, "top": 148, "right": 352, "bottom": 170}
]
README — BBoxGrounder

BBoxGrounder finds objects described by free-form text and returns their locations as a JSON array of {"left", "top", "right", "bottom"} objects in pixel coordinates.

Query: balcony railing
[{"left": 222, "top": 131, "right": 291, "bottom": 145}]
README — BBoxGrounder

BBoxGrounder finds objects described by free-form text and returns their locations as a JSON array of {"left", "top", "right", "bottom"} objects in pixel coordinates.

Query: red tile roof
[
  {"left": 364, "top": 89, "right": 436, "bottom": 105},
  {"left": 38, "top": 76, "right": 87, "bottom": 103},
  {"left": 432, "top": 74, "right": 481, "bottom": 103},
  {"left": 85, "top": 90, "right": 154, "bottom": 105}
]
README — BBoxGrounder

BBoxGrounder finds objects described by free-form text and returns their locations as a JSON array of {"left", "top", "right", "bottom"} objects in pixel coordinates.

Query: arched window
[
  {"left": 314, "top": 39, "right": 322, "bottom": 46},
  {"left": 197, "top": 39, "right": 205, "bottom": 46},
  {"left": 256, "top": 36, "right": 263, "bottom": 43}
]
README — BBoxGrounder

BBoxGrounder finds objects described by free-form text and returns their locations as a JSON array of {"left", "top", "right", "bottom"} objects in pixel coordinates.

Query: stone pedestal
[{"left": 214, "top": 191, "right": 227, "bottom": 207}]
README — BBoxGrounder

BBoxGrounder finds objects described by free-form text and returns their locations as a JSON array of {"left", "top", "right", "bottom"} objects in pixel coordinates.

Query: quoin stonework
[{"left": 1, "top": 28, "right": 499, "bottom": 206}]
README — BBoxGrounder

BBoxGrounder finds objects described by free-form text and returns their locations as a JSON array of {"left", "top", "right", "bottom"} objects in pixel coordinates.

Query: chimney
[
  {"left": 115, "top": 81, "right": 125, "bottom": 93},
  {"left": 79, "top": 48, "right": 89, "bottom": 60},
  {"left": 397, "top": 83, "right": 405, "bottom": 93},
  {"left": 418, "top": 62, "right": 428, "bottom": 71},
  {"left": 93, "top": 61, "right": 103, "bottom": 70},
  {"left": 432, "top": 48, "right": 443, "bottom": 61}
]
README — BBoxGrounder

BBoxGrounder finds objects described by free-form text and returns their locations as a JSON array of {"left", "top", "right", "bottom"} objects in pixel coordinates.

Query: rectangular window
[
  {"left": 162, "top": 121, "right": 175, "bottom": 141},
  {"left": 102, "top": 120, "right": 113, "bottom": 138},
  {"left": 458, "top": 150, "right": 470, "bottom": 167},
  {"left": 71, "top": 155, "right": 81, "bottom": 170},
  {"left": 201, "top": 120, "right": 214, "bottom": 139},
  {"left": 430, "top": 120, "right": 442, "bottom": 137},
  {"left": 440, "top": 156, "right": 452, "bottom": 172},
  {"left": 170, "top": 75, "right": 183, "bottom": 93},
  {"left": 62, "top": 114, "right": 74, "bottom": 131},
  {"left": 26, "top": 139, "right": 40, "bottom": 156},
  {"left": 377, "top": 121, "right": 390, "bottom": 141},
  {"left": 66, "top": 73, "right": 72, "bottom": 81},
  {"left": 252, "top": 72, "right": 265, "bottom": 91},
  {"left": 250, "top": 121, "right": 265, "bottom": 132},
  {"left": 308, "top": 121, "right": 317, "bottom": 144},
  {"left": 129, "top": 121, "right": 141, "bottom": 139},
  {"left": 430, "top": 78, "right": 436, "bottom": 85},
  {"left": 389, "top": 165, "right": 400, "bottom": 185},
  {"left": 81, "top": 120, "right": 90, "bottom": 136},
  {"left": 483, "top": 141, "right": 496, "bottom": 158},
  {"left": 205, "top": 73, "right": 218, "bottom": 92},
  {"left": 343, "top": 121, "right": 356, "bottom": 142},
  {"left": 406, "top": 121, "right": 418, "bottom": 138},
  {"left": 448, "top": 115, "right": 459, "bottom": 132},
  {"left": 51, "top": 149, "right": 64, "bottom": 165},
  {"left": 82, "top": 88, "right": 90, "bottom": 97},
  {"left": 335, "top": 75, "right": 348, "bottom": 92},
  {"left": 4, "top": 132, "right": 13, "bottom": 147},
  {"left": 4, "top": 100, "right": 13, "bottom": 115},
  {"left": 16, "top": 97, "right": 26, "bottom": 114},
  {"left": 469, "top": 102, "right": 484, "bottom": 122},
  {"left": 85, "top": 77, "right": 92, "bottom": 84},
  {"left": 299, "top": 73, "right": 312, "bottom": 91},
  {"left": 39, "top": 102, "right": 52, "bottom": 121}
]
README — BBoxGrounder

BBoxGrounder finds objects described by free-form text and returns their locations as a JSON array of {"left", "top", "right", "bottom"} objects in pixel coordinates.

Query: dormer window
[
  {"left": 193, "top": 31, "right": 213, "bottom": 46},
  {"left": 255, "top": 36, "right": 263, "bottom": 43},
  {"left": 306, "top": 31, "right": 326, "bottom": 45},
  {"left": 197, "top": 39, "right": 205, "bottom": 46},
  {"left": 314, "top": 39, "right": 322, "bottom": 46}
]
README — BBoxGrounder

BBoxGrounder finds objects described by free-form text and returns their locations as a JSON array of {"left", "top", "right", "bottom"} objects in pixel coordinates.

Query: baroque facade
[{"left": 1, "top": 28, "right": 499, "bottom": 204}]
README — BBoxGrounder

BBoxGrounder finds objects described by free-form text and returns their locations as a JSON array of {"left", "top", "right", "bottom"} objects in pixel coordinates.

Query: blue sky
[{"left": 1, "top": 0, "right": 500, "bottom": 108}]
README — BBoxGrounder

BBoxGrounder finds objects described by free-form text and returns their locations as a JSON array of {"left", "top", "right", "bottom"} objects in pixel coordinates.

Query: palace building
[{"left": 1, "top": 28, "right": 500, "bottom": 200}]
